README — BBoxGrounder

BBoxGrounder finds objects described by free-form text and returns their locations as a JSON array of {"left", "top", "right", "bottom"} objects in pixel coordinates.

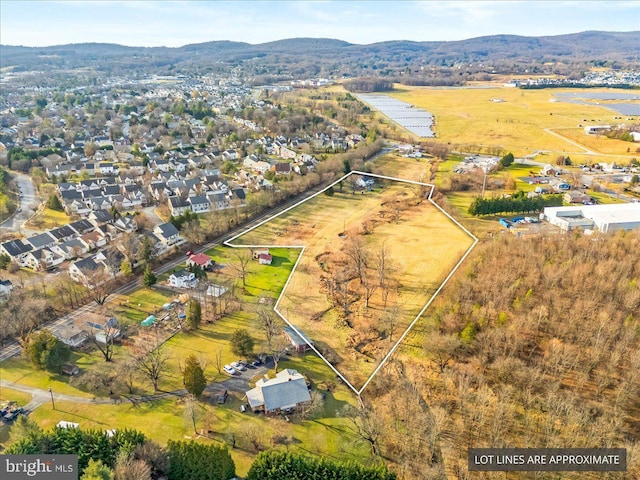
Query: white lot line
[{"left": 226, "top": 171, "right": 478, "bottom": 396}]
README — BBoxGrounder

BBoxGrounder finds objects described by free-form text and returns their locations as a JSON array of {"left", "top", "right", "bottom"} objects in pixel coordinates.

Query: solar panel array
[{"left": 357, "top": 94, "right": 435, "bottom": 137}]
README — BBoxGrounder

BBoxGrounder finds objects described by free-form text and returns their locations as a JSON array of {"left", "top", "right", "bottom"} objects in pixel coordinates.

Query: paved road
[{"left": 0, "top": 172, "right": 38, "bottom": 235}]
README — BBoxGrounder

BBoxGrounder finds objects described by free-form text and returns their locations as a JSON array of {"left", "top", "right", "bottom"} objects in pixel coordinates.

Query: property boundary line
[{"left": 225, "top": 171, "right": 477, "bottom": 395}]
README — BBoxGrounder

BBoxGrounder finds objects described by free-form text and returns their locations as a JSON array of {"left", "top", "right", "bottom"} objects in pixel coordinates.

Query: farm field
[
  {"left": 387, "top": 86, "right": 637, "bottom": 161},
  {"left": 233, "top": 175, "right": 476, "bottom": 391}
]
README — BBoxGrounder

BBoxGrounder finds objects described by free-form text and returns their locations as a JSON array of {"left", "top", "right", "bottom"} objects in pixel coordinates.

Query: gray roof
[
  {"left": 248, "top": 370, "right": 311, "bottom": 412},
  {"left": 26, "top": 232, "right": 56, "bottom": 248},
  {"left": 155, "top": 222, "right": 179, "bottom": 238},
  {"left": 169, "top": 196, "right": 189, "bottom": 208},
  {"left": 72, "top": 256, "right": 101, "bottom": 274},
  {"left": 189, "top": 195, "right": 209, "bottom": 206},
  {"left": 49, "top": 225, "right": 77, "bottom": 240},
  {"left": 69, "top": 219, "right": 94, "bottom": 233},
  {"left": 283, "top": 326, "right": 313, "bottom": 347},
  {"left": 1, "top": 239, "right": 33, "bottom": 257}
]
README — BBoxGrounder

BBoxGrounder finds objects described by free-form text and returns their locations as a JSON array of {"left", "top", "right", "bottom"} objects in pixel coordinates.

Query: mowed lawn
[
  {"left": 233, "top": 180, "right": 475, "bottom": 389},
  {"left": 26, "top": 382, "right": 365, "bottom": 478},
  {"left": 388, "top": 86, "right": 635, "bottom": 160}
]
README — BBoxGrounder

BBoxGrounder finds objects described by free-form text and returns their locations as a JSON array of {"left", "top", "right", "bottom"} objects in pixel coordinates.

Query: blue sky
[{"left": 1, "top": 1, "right": 638, "bottom": 47}]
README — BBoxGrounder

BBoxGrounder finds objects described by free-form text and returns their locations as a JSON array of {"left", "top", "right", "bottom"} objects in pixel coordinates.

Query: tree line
[
  {"left": 468, "top": 192, "right": 563, "bottom": 216},
  {"left": 6, "top": 423, "right": 395, "bottom": 480}
]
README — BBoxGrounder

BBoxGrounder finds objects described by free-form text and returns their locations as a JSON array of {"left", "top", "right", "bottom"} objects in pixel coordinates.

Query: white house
[{"left": 168, "top": 269, "right": 199, "bottom": 289}]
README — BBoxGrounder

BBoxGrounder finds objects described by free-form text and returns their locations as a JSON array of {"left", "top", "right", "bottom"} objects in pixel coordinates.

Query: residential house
[
  {"left": 154, "top": 222, "right": 184, "bottom": 251},
  {"left": 274, "top": 162, "right": 292, "bottom": 176},
  {"left": 25, "top": 232, "right": 57, "bottom": 250},
  {"left": 245, "top": 369, "right": 311, "bottom": 415},
  {"left": 69, "top": 257, "right": 104, "bottom": 283},
  {"left": 188, "top": 195, "right": 210, "bottom": 213},
  {"left": 168, "top": 269, "right": 198, "bottom": 289},
  {"left": 23, "top": 248, "right": 64, "bottom": 271},
  {"left": 222, "top": 149, "right": 238, "bottom": 161},
  {"left": 69, "top": 219, "right": 95, "bottom": 235},
  {"left": 206, "top": 191, "right": 228, "bottom": 210},
  {"left": 186, "top": 253, "right": 213, "bottom": 270},
  {"left": 89, "top": 210, "right": 115, "bottom": 225},
  {"left": 169, "top": 196, "right": 191, "bottom": 216},
  {"left": 114, "top": 214, "right": 138, "bottom": 233},
  {"left": 52, "top": 238, "right": 88, "bottom": 259},
  {"left": 79, "top": 230, "right": 107, "bottom": 250},
  {"left": 48, "top": 225, "right": 77, "bottom": 243}
]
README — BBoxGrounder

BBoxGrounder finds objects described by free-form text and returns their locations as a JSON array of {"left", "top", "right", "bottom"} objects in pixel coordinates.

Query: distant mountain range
[{"left": 2, "top": 31, "right": 638, "bottom": 77}]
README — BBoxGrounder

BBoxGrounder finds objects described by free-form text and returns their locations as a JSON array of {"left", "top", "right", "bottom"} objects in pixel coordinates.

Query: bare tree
[
  {"left": 85, "top": 269, "right": 118, "bottom": 306},
  {"left": 423, "top": 330, "right": 463, "bottom": 373},
  {"left": 233, "top": 250, "right": 252, "bottom": 287},
  {"left": 341, "top": 401, "right": 381, "bottom": 458},
  {"left": 181, "top": 219, "right": 206, "bottom": 245},
  {"left": 256, "top": 307, "right": 277, "bottom": 350},
  {"left": 183, "top": 393, "right": 203, "bottom": 435},
  {"left": 89, "top": 319, "right": 120, "bottom": 362},
  {"left": 116, "top": 231, "right": 141, "bottom": 265},
  {"left": 213, "top": 348, "right": 223, "bottom": 375},
  {"left": 343, "top": 236, "right": 367, "bottom": 283},
  {"left": 136, "top": 337, "right": 170, "bottom": 391}
]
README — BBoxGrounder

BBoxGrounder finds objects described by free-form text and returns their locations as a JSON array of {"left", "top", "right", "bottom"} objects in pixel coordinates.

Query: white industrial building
[{"left": 543, "top": 203, "right": 640, "bottom": 233}]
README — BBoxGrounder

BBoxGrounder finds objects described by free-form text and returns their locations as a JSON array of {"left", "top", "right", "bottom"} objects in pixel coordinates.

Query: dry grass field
[
  {"left": 386, "top": 85, "right": 637, "bottom": 162},
  {"left": 234, "top": 177, "right": 475, "bottom": 390}
]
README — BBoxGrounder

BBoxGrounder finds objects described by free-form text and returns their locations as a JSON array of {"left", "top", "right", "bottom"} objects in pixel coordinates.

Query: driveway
[
  {"left": 0, "top": 172, "right": 39, "bottom": 234},
  {"left": 206, "top": 358, "right": 273, "bottom": 395}
]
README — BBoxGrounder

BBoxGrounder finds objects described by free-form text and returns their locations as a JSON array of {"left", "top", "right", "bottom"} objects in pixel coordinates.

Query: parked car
[
  {"left": 216, "top": 389, "right": 228, "bottom": 404},
  {"left": 251, "top": 359, "right": 263, "bottom": 367},
  {"left": 231, "top": 361, "right": 246, "bottom": 372},
  {"left": 185, "top": 250, "right": 193, "bottom": 257},
  {"left": 223, "top": 365, "right": 237, "bottom": 376}
]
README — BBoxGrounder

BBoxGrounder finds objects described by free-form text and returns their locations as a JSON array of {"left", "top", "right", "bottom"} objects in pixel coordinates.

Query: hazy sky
[{"left": 1, "top": 1, "right": 639, "bottom": 47}]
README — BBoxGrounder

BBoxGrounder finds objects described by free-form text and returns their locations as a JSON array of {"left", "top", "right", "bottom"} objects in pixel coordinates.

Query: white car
[
  {"left": 223, "top": 365, "right": 237, "bottom": 376},
  {"left": 231, "top": 361, "right": 246, "bottom": 372}
]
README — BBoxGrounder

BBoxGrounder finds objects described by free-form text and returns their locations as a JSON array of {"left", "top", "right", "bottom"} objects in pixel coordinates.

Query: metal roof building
[{"left": 543, "top": 203, "right": 640, "bottom": 233}]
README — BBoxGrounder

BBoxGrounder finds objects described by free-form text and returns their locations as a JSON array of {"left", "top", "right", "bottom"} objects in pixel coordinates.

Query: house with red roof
[{"left": 187, "top": 252, "right": 214, "bottom": 270}]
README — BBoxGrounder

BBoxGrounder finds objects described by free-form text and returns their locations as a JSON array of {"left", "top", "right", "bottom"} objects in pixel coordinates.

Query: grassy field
[
  {"left": 23, "top": 386, "right": 365, "bottom": 477},
  {"left": 233, "top": 178, "right": 475, "bottom": 390},
  {"left": 387, "top": 85, "right": 637, "bottom": 162},
  {"left": 25, "top": 207, "right": 70, "bottom": 230}
]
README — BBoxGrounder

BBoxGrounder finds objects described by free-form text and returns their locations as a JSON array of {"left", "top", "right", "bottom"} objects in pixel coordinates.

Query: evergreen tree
[
  {"left": 183, "top": 354, "right": 206, "bottom": 396},
  {"left": 25, "top": 330, "right": 71, "bottom": 372},
  {"left": 247, "top": 450, "right": 396, "bottom": 480},
  {"left": 167, "top": 440, "right": 235, "bottom": 480},
  {"left": 230, "top": 329, "right": 254, "bottom": 357},
  {"left": 186, "top": 298, "right": 202, "bottom": 330},
  {"left": 143, "top": 266, "right": 157, "bottom": 286},
  {"left": 47, "top": 194, "right": 64, "bottom": 211},
  {"left": 81, "top": 459, "right": 113, "bottom": 480},
  {"left": 500, "top": 152, "right": 515, "bottom": 167}
]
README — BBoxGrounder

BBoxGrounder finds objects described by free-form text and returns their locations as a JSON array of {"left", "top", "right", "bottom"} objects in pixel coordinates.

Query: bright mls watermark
[
  {"left": 1, "top": 455, "right": 77, "bottom": 479},
  {"left": 469, "top": 448, "right": 626, "bottom": 471}
]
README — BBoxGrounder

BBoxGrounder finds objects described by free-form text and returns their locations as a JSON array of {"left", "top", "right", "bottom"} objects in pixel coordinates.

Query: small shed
[
  {"left": 141, "top": 315, "right": 156, "bottom": 327},
  {"left": 282, "top": 326, "right": 313, "bottom": 353},
  {"left": 61, "top": 363, "right": 80, "bottom": 376},
  {"left": 258, "top": 253, "right": 273, "bottom": 265}
]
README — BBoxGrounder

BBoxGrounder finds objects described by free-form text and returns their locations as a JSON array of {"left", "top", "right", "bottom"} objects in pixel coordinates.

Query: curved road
[{"left": 0, "top": 172, "right": 39, "bottom": 234}]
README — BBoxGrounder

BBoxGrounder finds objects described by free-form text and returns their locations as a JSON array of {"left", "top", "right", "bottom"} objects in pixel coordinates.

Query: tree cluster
[
  {"left": 468, "top": 192, "right": 562, "bottom": 216},
  {"left": 247, "top": 450, "right": 396, "bottom": 480},
  {"left": 167, "top": 440, "right": 235, "bottom": 480}
]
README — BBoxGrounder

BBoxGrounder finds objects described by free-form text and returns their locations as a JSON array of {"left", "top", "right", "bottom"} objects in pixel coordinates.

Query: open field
[
  {"left": 387, "top": 86, "right": 637, "bottom": 161},
  {"left": 25, "top": 207, "right": 70, "bottom": 230},
  {"left": 233, "top": 176, "right": 475, "bottom": 390},
  {"left": 23, "top": 387, "right": 364, "bottom": 477}
]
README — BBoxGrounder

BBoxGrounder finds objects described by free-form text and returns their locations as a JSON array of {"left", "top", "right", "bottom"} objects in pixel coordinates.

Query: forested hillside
[{"left": 360, "top": 231, "right": 640, "bottom": 479}]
